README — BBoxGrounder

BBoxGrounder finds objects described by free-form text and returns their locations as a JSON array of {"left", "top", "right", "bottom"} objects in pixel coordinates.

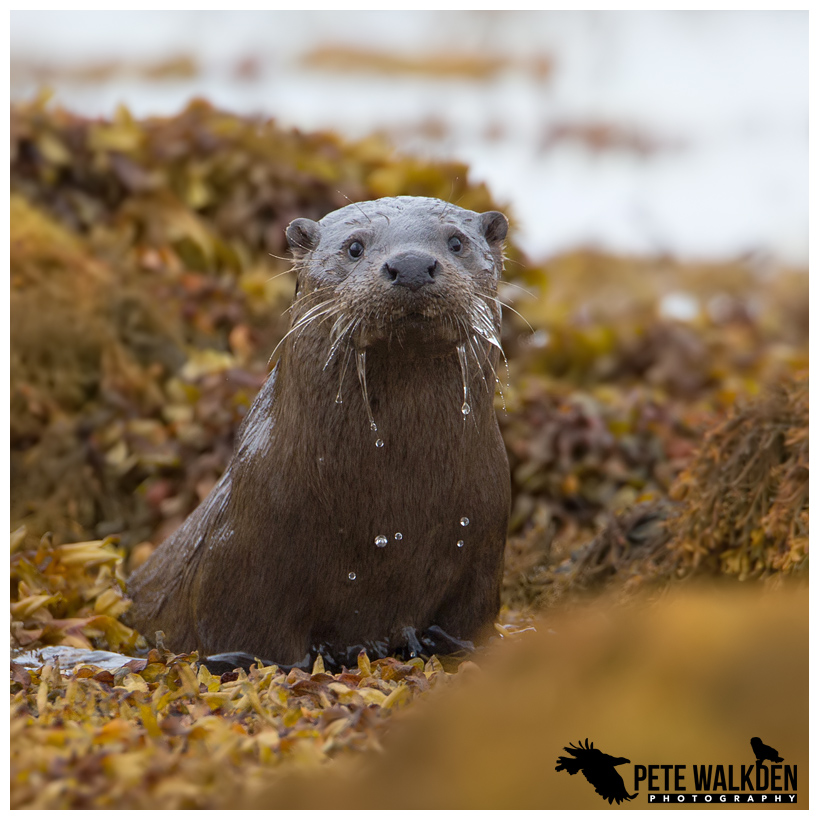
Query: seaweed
[
  {"left": 668, "top": 373, "right": 808, "bottom": 578},
  {"left": 9, "top": 97, "right": 809, "bottom": 809}
]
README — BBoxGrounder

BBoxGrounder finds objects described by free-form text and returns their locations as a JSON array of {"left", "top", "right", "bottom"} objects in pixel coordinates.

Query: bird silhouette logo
[
  {"left": 750, "top": 736, "right": 784, "bottom": 764},
  {"left": 555, "top": 738, "right": 638, "bottom": 804}
]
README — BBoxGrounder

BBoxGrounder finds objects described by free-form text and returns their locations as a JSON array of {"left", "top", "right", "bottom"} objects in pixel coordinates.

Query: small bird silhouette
[
  {"left": 555, "top": 738, "right": 637, "bottom": 804},
  {"left": 750, "top": 736, "right": 783, "bottom": 764}
]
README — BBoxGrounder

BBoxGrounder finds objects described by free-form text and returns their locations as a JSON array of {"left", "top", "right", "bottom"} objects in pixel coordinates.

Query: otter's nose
[{"left": 383, "top": 251, "right": 438, "bottom": 291}]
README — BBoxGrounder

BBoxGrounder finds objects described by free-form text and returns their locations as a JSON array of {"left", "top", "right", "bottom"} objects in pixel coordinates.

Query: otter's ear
[
  {"left": 480, "top": 211, "right": 508, "bottom": 245},
  {"left": 286, "top": 218, "right": 320, "bottom": 256}
]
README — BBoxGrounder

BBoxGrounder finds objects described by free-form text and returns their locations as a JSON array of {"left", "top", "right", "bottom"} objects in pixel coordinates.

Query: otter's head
[{"left": 284, "top": 197, "right": 508, "bottom": 361}]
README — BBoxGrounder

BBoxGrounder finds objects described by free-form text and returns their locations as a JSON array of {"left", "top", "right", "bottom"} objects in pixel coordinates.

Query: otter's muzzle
[{"left": 383, "top": 251, "right": 439, "bottom": 292}]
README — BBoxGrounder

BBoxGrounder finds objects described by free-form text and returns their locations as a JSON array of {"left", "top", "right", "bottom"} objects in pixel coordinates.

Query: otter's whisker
[
  {"left": 456, "top": 342, "right": 471, "bottom": 419},
  {"left": 294, "top": 300, "right": 338, "bottom": 325},
  {"left": 457, "top": 326, "right": 482, "bottom": 432},
  {"left": 294, "top": 307, "right": 338, "bottom": 349},
  {"left": 268, "top": 301, "right": 337, "bottom": 364},
  {"left": 497, "top": 278, "right": 534, "bottom": 297},
  {"left": 266, "top": 265, "right": 298, "bottom": 283},
  {"left": 471, "top": 332, "right": 507, "bottom": 410},
  {"left": 454, "top": 315, "right": 484, "bottom": 392},
  {"left": 329, "top": 312, "right": 351, "bottom": 345},
  {"left": 336, "top": 190, "right": 373, "bottom": 224},
  {"left": 354, "top": 349, "right": 378, "bottom": 433},
  {"left": 481, "top": 292, "right": 535, "bottom": 333},
  {"left": 469, "top": 299, "right": 504, "bottom": 356},
  {"left": 465, "top": 327, "right": 492, "bottom": 394},
  {"left": 324, "top": 314, "right": 357, "bottom": 370},
  {"left": 498, "top": 254, "right": 524, "bottom": 270},
  {"left": 288, "top": 285, "right": 336, "bottom": 314},
  {"left": 335, "top": 345, "right": 354, "bottom": 404}
]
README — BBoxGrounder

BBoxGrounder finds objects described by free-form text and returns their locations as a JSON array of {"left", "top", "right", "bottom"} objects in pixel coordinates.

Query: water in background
[{"left": 10, "top": 10, "right": 808, "bottom": 266}]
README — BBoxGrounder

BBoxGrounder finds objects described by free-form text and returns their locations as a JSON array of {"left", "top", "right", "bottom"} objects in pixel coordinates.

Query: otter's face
[{"left": 285, "top": 197, "right": 508, "bottom": 357}]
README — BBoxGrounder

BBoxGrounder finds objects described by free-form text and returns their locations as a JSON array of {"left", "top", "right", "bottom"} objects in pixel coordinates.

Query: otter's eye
[
  {"left": 348, "top": 241, "right": 364, "bottom": 259},
  {"left": 448, "top": 235, "right": 464, "bottom": 253}
]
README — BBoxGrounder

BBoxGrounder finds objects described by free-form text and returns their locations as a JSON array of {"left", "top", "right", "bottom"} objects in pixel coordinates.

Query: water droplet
[
  {"left": 456, "top": 343, "right": 470, "bottom": 419},
  {"left": 348, "top": 571, "right": 357, "bottom": 580},
  {"left": 335, "top": 396, "right": 343, "bottom": 405},
  {"left": 394, "top": 532, "right": 403, "bottom": 541},
  {"left": 457, "top": 540, "right": 464, "bottom": 548},
  {"left": 374, "top": 535, "right": 388, "bottom": 548},
  {"left": 318, "top": 456, "right": 325, "bottom": 464},
  {"left": 370, "top": 421, "right": 378, "bottom": 432},
  {"left": 460, "top": 517, "right": 470, "bottom": 527},
  {"left": 375, "top": 439, "right": 384, "bottom": 448},
  {"left": 354, "top": 610, "right": 359, "bottom": 615}
]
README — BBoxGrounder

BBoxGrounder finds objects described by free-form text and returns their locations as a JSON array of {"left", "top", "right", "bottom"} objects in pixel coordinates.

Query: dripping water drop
[
  {"left": 460, "top": 517, "right": 470, "bottom": 527},
  {"left": 374, "top": 535, "right": 388, "bottom": 548},
  {"left": 356, "top": 349, "right": 377, "bottom": 431},
  {"left": 456, "top": 342, "right": 470, "bottom": 420},
  {"left": 348, "top": 571, "right": 357, "bottom": 580},
  {"left": 457, "top": 540, "right": 464, "bottom": 548},
  {"left": 375, "top": 439, "right": 384, "bottom": 448},
  {"left": 394, "top": 532, "right": 403, "bottom": 541}
]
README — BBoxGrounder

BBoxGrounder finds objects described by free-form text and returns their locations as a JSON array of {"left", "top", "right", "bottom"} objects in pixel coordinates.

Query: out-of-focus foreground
[{"left": 249, "top": 584, "right": 809, "bottom": 810}]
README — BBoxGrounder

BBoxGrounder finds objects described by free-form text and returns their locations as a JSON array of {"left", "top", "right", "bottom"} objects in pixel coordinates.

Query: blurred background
[
  {"left": 10, "top": 8, "right": 809, "bottom": 563},
  {"left": 11, "top": 9, "right": 808, "bottom": 265}
]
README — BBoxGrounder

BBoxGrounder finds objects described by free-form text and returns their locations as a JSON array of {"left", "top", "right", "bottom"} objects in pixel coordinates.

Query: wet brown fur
[{"left": 127, "top": 197, "right": 511, "bottom": 665}]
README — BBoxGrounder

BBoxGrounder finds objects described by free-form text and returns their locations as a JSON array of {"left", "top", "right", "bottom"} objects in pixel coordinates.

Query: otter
[{"left": 127, "top": 196, "right": 511, "bottom": 671}]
